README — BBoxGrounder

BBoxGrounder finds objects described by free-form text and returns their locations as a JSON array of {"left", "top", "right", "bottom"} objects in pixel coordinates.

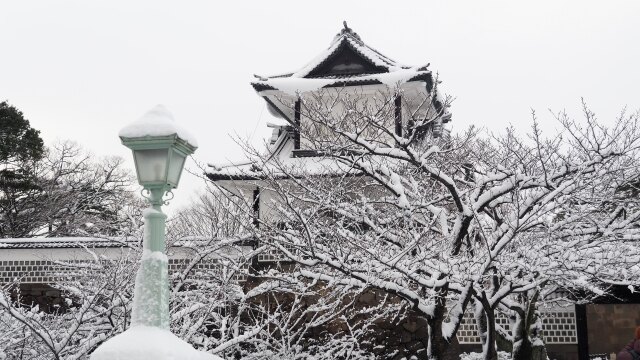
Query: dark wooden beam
[
  {"left": 292, "top": 149, "right": 320, "bottom": 158},
  {"left": 294, "top": 99, "right": 301, "bottom": 150},
  {"left": 394, "top": 95, "right": 402, "bottom": 137},
  {"left": 323, "top": 79, "right": 383, "bottom": 88},
  {"left": 575, "top": 304, "right": 589, "bottom": 360},
  {"left": 252, "top": 188, "right": 260, "bottom": 228}
]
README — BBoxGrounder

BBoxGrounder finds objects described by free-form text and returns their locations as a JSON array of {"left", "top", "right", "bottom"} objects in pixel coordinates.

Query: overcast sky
[{"left": 2, "top": 1, "right": 639, "bottom": 210}]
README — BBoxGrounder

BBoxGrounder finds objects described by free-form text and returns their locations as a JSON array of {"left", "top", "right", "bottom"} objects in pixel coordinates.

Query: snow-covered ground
[{"left": 90, "top": 326, "right": 222, "bottom": 360}]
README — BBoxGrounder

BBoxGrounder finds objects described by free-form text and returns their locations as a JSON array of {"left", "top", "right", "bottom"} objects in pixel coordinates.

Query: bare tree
[
  {"left": 166, "top": 185, "right": 385, "bottom": 359},
  {"left": 40, "top": 141, "right": 143, "bottom": 237},
  {"left": 0, "top": 253, "right": 136, "bottom": 360},
  {"left": 168, "top": 186, "right": 250, "bottom": 241},
  {"left": 224, "top": 87, "right": 640, "bottom": 360},
  {"left": 1, "top": 196, "right": 384, "bottom": 359},
  {"left": 0, "top": 140, "right": 143, "bottom": 238}
]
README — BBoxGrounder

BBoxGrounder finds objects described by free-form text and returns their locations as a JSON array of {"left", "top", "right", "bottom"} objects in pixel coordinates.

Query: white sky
[{"left": 2, "top": 1, "right": 639, "bottom": 210}]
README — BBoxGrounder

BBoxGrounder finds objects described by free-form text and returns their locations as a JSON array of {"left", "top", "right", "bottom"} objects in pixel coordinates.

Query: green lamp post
[
  {"left": 121, "top": 134, "right": 196, "bottom": 328},
  {"left": 120, "top": 105, "right": 196, "bottom": 329},
  {"left": 91, "top": 105, "right": 221, "bottom": 360}
]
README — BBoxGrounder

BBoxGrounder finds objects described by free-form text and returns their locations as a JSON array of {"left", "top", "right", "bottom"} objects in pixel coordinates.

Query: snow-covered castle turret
[
  {"left": 248, "top": 22, "right": 451, "bottom": 159},
  {"left": 207, "top": 24, "right": 452, "bottom": 223}
]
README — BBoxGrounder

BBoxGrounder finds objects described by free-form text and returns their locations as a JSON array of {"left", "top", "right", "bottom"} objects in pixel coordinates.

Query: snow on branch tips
[{"left": 234, "top": 89, "right": 640, "bottom": 360}]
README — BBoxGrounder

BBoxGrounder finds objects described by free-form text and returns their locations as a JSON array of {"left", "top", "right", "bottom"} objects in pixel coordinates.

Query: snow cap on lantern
[{"left": 119, "top": 105, "right": 197, "bottom": 189}]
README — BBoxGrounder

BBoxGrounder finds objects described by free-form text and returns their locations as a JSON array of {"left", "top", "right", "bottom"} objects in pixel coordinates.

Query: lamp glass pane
[
  {"left": 134, "top": 149, "right": 169, "bottom": 184},
  {"left": 167, "top": 151, "right": 186, "bottom": 186}
]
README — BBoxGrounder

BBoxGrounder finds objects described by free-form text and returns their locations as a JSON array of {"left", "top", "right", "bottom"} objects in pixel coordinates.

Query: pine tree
[
  {"left": 0, "top": 101, "right": 46, "bottom": 237},
  {"left": 0, "top": 101, "right": 44, "bottom": 163}
]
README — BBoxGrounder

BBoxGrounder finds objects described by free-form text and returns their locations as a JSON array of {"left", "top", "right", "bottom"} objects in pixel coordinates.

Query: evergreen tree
[
  {"left": 0, "top": 101, "right": 46, "bottom": 237},
  {"left": 0, "top": 101, "right": 44, "bottom": 163},
  {"left": 0, "top": 102, "right": 140, "bottom": 238}
]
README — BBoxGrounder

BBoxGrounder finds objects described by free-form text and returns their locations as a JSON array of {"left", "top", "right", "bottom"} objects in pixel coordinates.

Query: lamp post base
[
  {"left": 130, "top": 248, "right": 170, "bottom": 328},
  {"left": 127, "top": 206, "right": 171, "bottom": 329}
]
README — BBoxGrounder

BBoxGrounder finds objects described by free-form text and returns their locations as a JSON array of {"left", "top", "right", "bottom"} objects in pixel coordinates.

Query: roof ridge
[
  {"left": 332, "top": 22, "right": 397, "bottom": 67},
  {"left": 254, "top": 24, "right": 415, "bottom": 81},
  {"left": 331, "top": 21, "right": 362, "bottom": 44},
  {"left": 343, "top": 36, "right": 397, "bottom": 68}
]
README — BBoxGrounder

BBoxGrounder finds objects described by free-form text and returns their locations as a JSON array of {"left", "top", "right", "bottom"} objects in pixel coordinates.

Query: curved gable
[{"left": 304, "top": 39, "right": 388, "bottom": 78}]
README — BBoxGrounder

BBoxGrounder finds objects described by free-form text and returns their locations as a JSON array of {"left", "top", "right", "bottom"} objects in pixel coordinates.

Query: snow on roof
[
  {"left": 0, "top": 237, "right": 138, "bottom": 249},
  {"left": 207, "top": 155, "right": 360, "bottom": 181},
  {"left": 259, "top": 69, "right": 432, "bottom": 96},
  {"left": 207, "top": 134, "right": 361, "bottom": 181},
  {"left": 0, "top": 237, "right": 250, "bottom": 250},
  {"left": 119, "top": 105, "right": 198, "bottom": 148},
  {"left": 291, "top": 23, "right": 406, "bottom": 78},
  {"left": 250, "top": 24, "right": 432, "bottom": 96}
]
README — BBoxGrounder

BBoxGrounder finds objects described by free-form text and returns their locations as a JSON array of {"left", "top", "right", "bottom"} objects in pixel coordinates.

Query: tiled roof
[
  {"left": 0, "top": 237, "right": 138, "bottom": 249},
  {"left": 288, "top": 25, "right": 406, "bottom": 78},
  {"left": 0, "top": 236, "right": 252, "bottom": 250},
  {"left": 250, "top": 24, "right": 433, "bottom": 95}
]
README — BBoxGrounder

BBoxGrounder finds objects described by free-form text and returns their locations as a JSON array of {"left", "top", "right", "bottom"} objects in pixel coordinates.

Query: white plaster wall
[{"left": 0, "top": 247, "right": 136, "bottom": 262}]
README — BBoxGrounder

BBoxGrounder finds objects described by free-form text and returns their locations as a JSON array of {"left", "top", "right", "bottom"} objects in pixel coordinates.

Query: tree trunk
[
  {"left": 511, "top": 309, "right": 534, "bottom": 360},
  {"left": 427, "top": 298, "right": 460, "bottom": 360},
  {"left": 483, "top": 306, "right": 498, "bottom": 360},
  {"left": 495, "top": 325, "right": 512, "bottom": 353},
  {"left": 512, "top": 291, "right": 547, "bottom": 360},
  {"left": 475, "top": 297, "right": 498, "bottom": 360}
]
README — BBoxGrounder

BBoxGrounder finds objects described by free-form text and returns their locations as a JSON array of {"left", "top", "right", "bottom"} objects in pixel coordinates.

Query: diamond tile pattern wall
[
  {"left": 457, "top": 310, "right": 577, "bottom": 344},
  {"left": 0, "top": 259, "right": 247, "bottom": 284}
]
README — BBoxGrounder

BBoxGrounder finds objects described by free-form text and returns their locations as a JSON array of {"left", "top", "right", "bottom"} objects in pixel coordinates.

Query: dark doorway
[{"left": 586, "top": 304, "right": 640, "bottom": 356}]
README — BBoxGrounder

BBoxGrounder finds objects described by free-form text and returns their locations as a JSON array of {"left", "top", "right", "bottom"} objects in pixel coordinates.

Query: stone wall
[{"left": 13, "top": 283, "right": 68, "bottom": 313}]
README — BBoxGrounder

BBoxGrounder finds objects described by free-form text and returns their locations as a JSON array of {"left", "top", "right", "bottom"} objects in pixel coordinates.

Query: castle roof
[
  {"left": 250, "top": 22, "right": 434, "bottom": 95},
  {"left": 208, "top": 24, "right": 450, "bottom": 183}
]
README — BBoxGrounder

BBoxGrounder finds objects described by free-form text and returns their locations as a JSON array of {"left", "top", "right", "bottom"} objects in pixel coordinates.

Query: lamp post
[
  {"left": 119, "top": 110, "right": 196, "bottom": 329},
  {"left": 91, "top": 106, "right": 219, "bottom": 360}
]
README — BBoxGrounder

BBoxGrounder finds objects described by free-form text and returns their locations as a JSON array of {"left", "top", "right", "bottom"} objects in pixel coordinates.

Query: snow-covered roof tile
[
  {"left": 251, "top": 69, "right": 433, "bottom": 96},
  {"left": 249, "top": 24, "right": 434, "bottom": 96},
  {"left": 253, "top": 23, "right": 417, "bottom": 80},
  {"left": 0, "top": 237, "right": 138, "bottom": 249},
  {"left": 207, "top": 155, "right": 360, "bottom": 181},
  {"left": 0, "top": 237, "right": 247, "bottom": 249}
]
